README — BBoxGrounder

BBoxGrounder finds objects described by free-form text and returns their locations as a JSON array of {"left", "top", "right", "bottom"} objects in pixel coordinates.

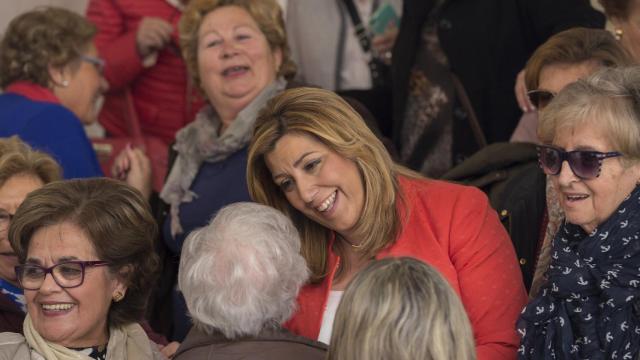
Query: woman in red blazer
[{"left": 247, "top": 87, "right": 528, "bottom": 360}]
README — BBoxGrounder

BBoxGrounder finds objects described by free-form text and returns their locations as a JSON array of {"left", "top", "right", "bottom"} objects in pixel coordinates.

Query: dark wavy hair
[
  {"left": 0, "top": 6, "right": 96, "bottom": 88},
  {"left": 9, "top": 178, "right": 159, "bottom": 327}
]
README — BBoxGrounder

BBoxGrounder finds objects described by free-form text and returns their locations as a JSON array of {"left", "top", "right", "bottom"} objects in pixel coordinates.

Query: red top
[
  {"left": 285, "top": 177, "right": 527, "bottom": 360},
  {"left": 86, "top": 0, "right": 203, "bottom": 144},
  {"left": 5, "top": 81, "right": 60, "bottom": 104}
]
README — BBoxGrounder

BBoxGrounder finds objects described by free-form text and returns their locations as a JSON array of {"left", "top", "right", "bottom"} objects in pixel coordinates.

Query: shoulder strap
[
  {"left": 451, "top": 74, "right": 487, "bottom": 149},
  {"left": 341, "top": 0, "right": 371, "bottom": 52}
]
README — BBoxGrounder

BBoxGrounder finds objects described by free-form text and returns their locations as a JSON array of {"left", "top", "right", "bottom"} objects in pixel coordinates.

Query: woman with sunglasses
[
  {"left": 0, "top": 178, "right": 166, "bottom": 359},
  {"left": 511, "top": 27, "right": 633, "bottom": 143},
  {"left": 0, "top": 7, "right": 108, "bottom": 179},
  {"left": 517, "top": 66, "right": 640, "bottom": 359}
]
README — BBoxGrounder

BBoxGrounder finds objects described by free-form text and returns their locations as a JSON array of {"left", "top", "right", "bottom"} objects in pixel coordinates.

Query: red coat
[
  {"left": 285, "top": 177, "right": 527, "bottom": 360},
  {"left": 86, "top": 0, "right": 203, "bottom": 144}
]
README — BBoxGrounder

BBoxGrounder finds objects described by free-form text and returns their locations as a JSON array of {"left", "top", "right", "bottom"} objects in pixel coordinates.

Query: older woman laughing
[{"left": 518, "top": 66, "right": 640, "bottom": 359}]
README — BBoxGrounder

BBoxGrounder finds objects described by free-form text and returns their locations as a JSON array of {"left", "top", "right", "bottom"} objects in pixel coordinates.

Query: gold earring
[
  {"left": 113, "top": 291, "right": 125, "bottom": 302},
  {"left": 615, "top": 28, "right": 623, "bottom": 41}
]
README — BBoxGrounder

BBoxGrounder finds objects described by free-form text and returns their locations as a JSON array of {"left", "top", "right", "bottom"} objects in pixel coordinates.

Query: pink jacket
[
  {"left": 285, "top": 177, "right": 527, "bottom": 360},
  {"left": 87, "top": 0, "right": 203, "bottom": 144}
]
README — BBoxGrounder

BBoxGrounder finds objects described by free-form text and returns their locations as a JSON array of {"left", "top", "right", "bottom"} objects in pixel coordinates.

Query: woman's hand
[
  {"left": 136, "top": 17, "right": 174, "bottom": 57},
  {"left": 515, "top": 69, "right": 534, "bottom": 112},
  {"left": 111, "top": 144, "right": 153, "bottom": 201},
  {"left": 159, "top": 341, "right": 180, "bottom": 359},
  {"left": 372, "top": 24, "right": 398, "bottom": 65}
]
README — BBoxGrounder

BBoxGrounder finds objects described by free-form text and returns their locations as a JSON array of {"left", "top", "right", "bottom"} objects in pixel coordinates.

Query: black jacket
[
  {"left": 392, "top": 0, "right": 604, "bottom": 149},
  {"left": 442, "top": 142, "right": 546, "bottom": 290}
]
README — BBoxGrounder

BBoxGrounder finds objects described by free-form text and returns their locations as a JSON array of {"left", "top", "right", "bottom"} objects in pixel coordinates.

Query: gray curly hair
[{"left": 178, "top": 202, "right": 309, "bottom": 338}]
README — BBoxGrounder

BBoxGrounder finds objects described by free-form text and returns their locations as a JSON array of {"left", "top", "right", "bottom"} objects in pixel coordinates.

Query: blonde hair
[
  {"left": 327, "top": 257, "right": 476, "bottom": 360},
  {"left": 0, "top": 136, "right": 61, "bottom": 186},
  {"left": 247, "top": 87, "right": 419, "bottom": 282},
  {"left": 538, "top": 66, "right": 640, "bottom": 164},
  {"left": 179, "top": 0, "right": 296, "bottom": 93}
]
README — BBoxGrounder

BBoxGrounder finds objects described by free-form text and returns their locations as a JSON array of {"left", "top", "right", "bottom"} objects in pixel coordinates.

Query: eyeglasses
[
  {"left": 0, "top": 211, "right": 13, "bottom": 233},
  {"left": 15, "top": 260, "right": 109, "bottom": 290},
  {"left": 80, "top": 55, "right": 105, "bottom": 74},
  {"left": 537, "top": 145, "right": 622, "bottom": 179},
  {"left": 527, "top": 90, "right": 556, "bottom": 110}
]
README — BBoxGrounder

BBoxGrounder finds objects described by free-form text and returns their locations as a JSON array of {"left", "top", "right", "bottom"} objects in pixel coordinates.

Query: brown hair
[
  {"left": 524, "top": 27, "right": 633, "bottom": 91},
  {"left": 9, "top": 178, "right": 159, "bottom": 327},
  {"left": 0, "top": 7, "right": 96, "bottom": 88},
  {"left": 328, "top": 257, "right": 476, "bottom": 360},
  {"left": 0, "top": 136, "right": 61, "bottom": 186},
  {"left": 179, "top": 0, "right": 296, "bottom": 93},
  {"left": 247, "top": 87, "right": 419, "bottom": 282}
]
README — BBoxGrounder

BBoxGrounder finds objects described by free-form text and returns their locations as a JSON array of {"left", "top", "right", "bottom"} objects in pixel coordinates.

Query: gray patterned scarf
[{"left": 160, "top": 78, "right": 286, "bottom": 238}]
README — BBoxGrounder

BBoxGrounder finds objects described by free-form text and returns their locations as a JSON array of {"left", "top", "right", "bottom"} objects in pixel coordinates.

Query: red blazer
[
  {"left": 86, "top": 0, "right": 203, "bottom": 144},
  {"left": 285, "top": 177, "right": 527, "bottom": 360}
]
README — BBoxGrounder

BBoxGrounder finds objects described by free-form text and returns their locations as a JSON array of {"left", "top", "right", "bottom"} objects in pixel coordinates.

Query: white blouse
[{"left": 317, "top": 290, "right": 344, "bottom": 344}]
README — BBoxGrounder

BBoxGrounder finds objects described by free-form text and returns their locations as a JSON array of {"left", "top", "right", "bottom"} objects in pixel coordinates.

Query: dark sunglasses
[
  {"left": 537, "top": 145, "right": 622, "bottom": 179},
  {"left": 527, "top": 90, "right": 556, "bottom": 110}
]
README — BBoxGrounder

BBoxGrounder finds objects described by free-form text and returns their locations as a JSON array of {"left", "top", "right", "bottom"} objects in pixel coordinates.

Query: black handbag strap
[
  {"left": 451, "top": 74, "right": 487, "bottom": 149},
  {"left": 341, "top": 0, "right": 373, "bottom": 53}
]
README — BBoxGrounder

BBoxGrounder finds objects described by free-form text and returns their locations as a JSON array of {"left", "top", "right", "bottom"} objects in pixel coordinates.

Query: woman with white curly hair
[{"left": 173, "top": 202, "right": 326, "bottom": 360}]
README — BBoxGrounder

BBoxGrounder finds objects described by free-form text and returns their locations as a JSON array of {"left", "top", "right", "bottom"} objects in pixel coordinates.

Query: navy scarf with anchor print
[{"left": 517, "top": 185, "right": 640, "bottom": 360}]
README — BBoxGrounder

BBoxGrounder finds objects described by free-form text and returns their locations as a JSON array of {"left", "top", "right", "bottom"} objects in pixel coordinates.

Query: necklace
[{"left": 339, "top": 234, "right": 363, "bottom": 249}]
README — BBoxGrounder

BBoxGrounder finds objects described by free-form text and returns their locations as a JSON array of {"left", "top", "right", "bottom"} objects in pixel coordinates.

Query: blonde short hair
[
  {"left": 0, "top": 136, "right": 61, "bottom": 186},
  {"left": 538, "top": 66, "right": 640, "bottom": 164},
  {"left": 179, "top": 0, "right": 296, "bottom": 93},
  {"left": 247, "top": 87, "right": 418, "bottom": 282},
  {"left": 328, "top": 257, "right": 476, "bottom": 360}
]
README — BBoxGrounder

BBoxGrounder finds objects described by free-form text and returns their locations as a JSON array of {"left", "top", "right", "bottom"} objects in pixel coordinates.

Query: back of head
[
  {"left": 178, "top": 202, "right": 309, "bottom": 339},
  {"left": 0, "top": 136, "right": 61, "bottom": 186},
  {"left": 328, "top": 257, "right": 476, "bottom": 360},
  {"left": 9, "top": 178, "right": 159, "bottom": 327},
  {"left": 0, "top": 6, "right": 96, "bottom": 88},
  {"left": 539, "top": 66, "right": 640, "bottom": 163},
  {"left": 524, "top": 27, "right": 633, "bottom": 91}
]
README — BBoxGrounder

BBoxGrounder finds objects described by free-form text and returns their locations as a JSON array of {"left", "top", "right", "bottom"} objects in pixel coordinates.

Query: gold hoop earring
[
  {"left": 615, "top": 28, "right": 623, "bottom": 41},
  {"left": 113, "top": 291, "right": 125, "bottom": 302}
]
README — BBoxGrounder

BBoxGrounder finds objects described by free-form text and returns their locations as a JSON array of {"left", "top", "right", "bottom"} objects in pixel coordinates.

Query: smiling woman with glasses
[
  {"left": 517, "top": 67, "right": 640, "bottom": 360},
  {"left": 0, "top": 178, "right": 165, "bottom": 359}
]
